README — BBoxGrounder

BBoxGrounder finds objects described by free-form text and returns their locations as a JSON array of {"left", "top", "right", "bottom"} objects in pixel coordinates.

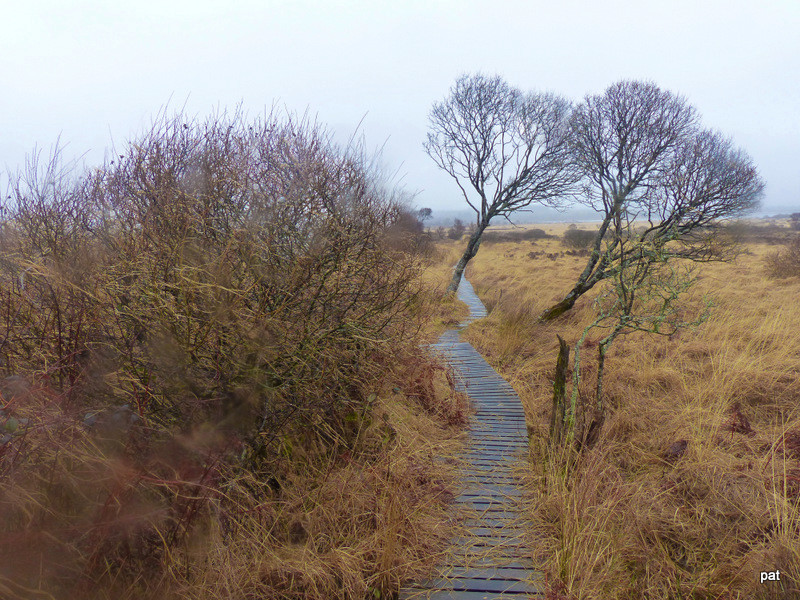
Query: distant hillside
[
  {"left": 421, "top": 205, "right": 793, "bottom": 228},
  {"left": 422, "top": 206, "right": 602, "bottom": 227}
]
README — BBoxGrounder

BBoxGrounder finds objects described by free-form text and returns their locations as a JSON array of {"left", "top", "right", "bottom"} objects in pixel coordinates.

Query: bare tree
[
  {"left": 425, "top": 73, "right": 579, "bottom": 293},
  {"left": 550, "top": 211, "right": 712, "bottom": 450},
  {"left": 540, "top": 80, "right": 764, "bottom": 320}
]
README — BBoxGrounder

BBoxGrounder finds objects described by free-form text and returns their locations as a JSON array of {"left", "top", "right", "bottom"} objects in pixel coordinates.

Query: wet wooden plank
[
  {"left": 458, "top": 475, "right": 520, "bottom": 486},
  {"left": 399, "top": 591, "right": 539, "bottom": 600},
  {"left": 409, "top": 577, "right": 541, "bottom": 594},
  {"left": 462, "top": 518, "right": 523, "bottom": 529},
  {"left": 437, "top": 566, "right": 539, "bottom": 580}
]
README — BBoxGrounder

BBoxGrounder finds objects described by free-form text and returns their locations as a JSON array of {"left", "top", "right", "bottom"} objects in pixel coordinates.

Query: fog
[{"left": 2, "top": 0, "right": 798, "bottom": 216}]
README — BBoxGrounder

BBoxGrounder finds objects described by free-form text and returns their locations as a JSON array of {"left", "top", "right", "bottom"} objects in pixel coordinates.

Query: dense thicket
[
  {"left": 0, "top": 110, "right": 431, "bottom": 597},
  {"left": 1, "top": 110, "right": 422, "bottom": 447}
]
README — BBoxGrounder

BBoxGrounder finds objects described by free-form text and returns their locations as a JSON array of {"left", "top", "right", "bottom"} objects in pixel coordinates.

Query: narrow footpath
[{"left": 399, "top": 277, "right": 543, "bottom": 599}]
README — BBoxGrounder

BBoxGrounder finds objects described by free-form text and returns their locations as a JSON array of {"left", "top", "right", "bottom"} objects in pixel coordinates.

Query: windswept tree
[
  {"left": 425, "top": 73, "right": 579, "bottom": 293},
  {"left": 551, "top": 202, "right": 713, "bottom": 449},
  {"left": 540, "top": 80, "right": 764, "bottom": 320}
]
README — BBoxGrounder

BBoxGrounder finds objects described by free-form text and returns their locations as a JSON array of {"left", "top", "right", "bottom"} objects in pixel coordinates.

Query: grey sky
[{"left": 2, "top": 0, "right": 798, "bottom": 214}]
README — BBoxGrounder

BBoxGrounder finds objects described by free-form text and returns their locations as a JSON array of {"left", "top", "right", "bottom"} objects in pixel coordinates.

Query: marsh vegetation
[
  {"left": 445, "top": 220, "right": 800, "bottom": 598},
  {"left": 0, "top": 111, "right": 469, "bottom": 600},
  {"left": 0, "top": 73, "right": 793, "bottom": 600}
]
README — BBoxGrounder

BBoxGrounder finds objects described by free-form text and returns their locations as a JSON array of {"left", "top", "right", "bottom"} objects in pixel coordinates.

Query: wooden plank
[
  {"left": 471, "top": 412, "right": 525, "bottom": 418},
  {"left": 468, "top": 428, "right": 526, "bottom": 435},
  {"left": 457, "top": 489, "right": 521, "bottom": 500},
  {"left": 455, "top": 503, "right": 519, "bottom": 515},
  {"left": 467, "top": 444, "right": 526, "bottom": 452},
  {"left": 469, "top": 427, "right": 525, "bottom": 434},
  {"left": 467, "top": 433, "right": 527, "bottom": 440},
  {"left": 471, "top": 414, "right": 526, "bottom": 420},
  {"left": 457, "top": 487, "right": 521, "bottom": 498},
  {"left": 458, "top": 479, "right": 523, "bottom": 489},
  {"left": 468, "top": 432, "right": 525, "bottom": 439},
  {"left": 399, "top": 278, "right": 544, "bottom": 599},
  {"left": 461, "top": 473, "right": 518, "bottom": 482},
  {"left": 451, "top": 538, "right": 527, "bottom": 550},
  {"left": 465, "top": 460, "right": 519, "bottom": 469},
  {"left": 467, "top": 439, "right": 527, "bottom": 447},
  {"left": 465, "top": 449, "right": 526, "bottom": 458},
  {"left": 460, "top": 482, "right": 519, "bottom": 492},
  {"left": 463, "top": 457, "right": 520, "bottom": 465},
  {"left": 470, "top": 398, "right": 523, "bottom": 404},
  {"left": 460, "top": 458, "right": 520, "bottom": 467},
  {"left": 468, "top": 429, "right": 526, "bottom": 436},
  {"left": 467, "top": 436, "right": 526, "bottom": 443},
  {"left": 438, "top": 557, "right": 531, "bottom": 570},
  {"left": 461, "top": 527, "right": 526, "bottom": 539},
  {"left": 462, "top": 518, "right": 522, "bottom": 529},
  {"left": 399, "top": 590, "right": 538, "bottom": 600},
  {"left": 470, "top": 399, "right": 524, "bottom": 405},
  {"left": 436, "top": 566, "right": 539, "bottom": 580},
  {"left": 461, "top": 452, "right": 525, "bottom": 461},
  {"left": 409, "top": 577, "right": 541, "bottom": 594}
]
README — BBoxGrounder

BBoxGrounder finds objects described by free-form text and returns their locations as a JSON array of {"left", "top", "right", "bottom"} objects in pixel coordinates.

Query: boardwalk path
[{"left": 399, "top": 278, "right": 543, "bottom": 599}]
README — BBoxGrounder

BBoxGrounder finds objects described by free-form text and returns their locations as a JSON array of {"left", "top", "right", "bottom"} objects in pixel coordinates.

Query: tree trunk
[
  {"left": 447, "top": 225, "right": 486, "bottom": 294},
  {"left": 550, "top": 335, "right": 570, "bottom": 445},
  {"left": 539, "top": 273, "right": 605, "bottom": 321},
  {"left": 539, "top": 214, "right": 615, "bottom": 321},
  {"left": 539, "top": 288, "right": 581, "bottom": 321}
]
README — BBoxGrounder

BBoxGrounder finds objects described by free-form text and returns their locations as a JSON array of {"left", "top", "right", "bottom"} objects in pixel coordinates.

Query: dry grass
[{"left": 438, "top": 221, "right": 800, "bottom": 598}]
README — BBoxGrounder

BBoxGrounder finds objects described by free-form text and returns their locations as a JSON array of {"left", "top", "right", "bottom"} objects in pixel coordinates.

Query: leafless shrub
[
  {"left": 447, "top": 218, "right": 466, "bottom": 240},
  {"left": 384, "top": 205, "right": 433, "bottom": 255},
  {"left": 2, "top": 109, "right": 422, "bottom": 443},
  {"left": 0, "top": 108, "right": 438, "bottom": 597},
  {"left": 562, "top": 227, "right": 596, "bottom": 249},
  {"left": 481, "top": 228, "right": 551, "bottom": 244},
  {"left": 765, "top": 234, "right": 800, "bottom": 278}
]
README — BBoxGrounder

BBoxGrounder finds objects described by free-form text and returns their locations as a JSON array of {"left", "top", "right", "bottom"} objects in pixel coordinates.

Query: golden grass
[{"left": 432, "top": 222, "right": 800, "bottom": 598}]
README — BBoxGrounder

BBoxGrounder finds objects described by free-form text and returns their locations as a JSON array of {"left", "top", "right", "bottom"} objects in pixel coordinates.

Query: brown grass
[
  {"left": 0, "top": 358, "right": 468, "bottom": 600},
  {"left": 436, "top": 221, "right": 800, "bottom": 598}
]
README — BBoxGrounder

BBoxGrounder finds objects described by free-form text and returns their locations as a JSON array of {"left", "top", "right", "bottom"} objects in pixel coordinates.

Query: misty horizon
[{"left": 2, "top": 1, "right": 798, "bottom": 214}]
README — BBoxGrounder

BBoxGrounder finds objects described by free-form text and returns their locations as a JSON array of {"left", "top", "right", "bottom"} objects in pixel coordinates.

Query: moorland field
[
  {"left": 436, "top": 219, "right": 800, "bottom": 599},
  {"left": 1, "top": 109, "right": 798, "bottom": 600}
]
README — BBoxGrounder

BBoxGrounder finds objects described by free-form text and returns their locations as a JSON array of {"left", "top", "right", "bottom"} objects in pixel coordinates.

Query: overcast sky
[{"left": 2, "top": 0, "right": 798, "bottom": 215}]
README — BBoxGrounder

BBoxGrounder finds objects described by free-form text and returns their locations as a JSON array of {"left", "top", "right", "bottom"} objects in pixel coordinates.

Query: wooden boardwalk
[{"left": 399, "top": 278, "right": 543, "bottom": 599}]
